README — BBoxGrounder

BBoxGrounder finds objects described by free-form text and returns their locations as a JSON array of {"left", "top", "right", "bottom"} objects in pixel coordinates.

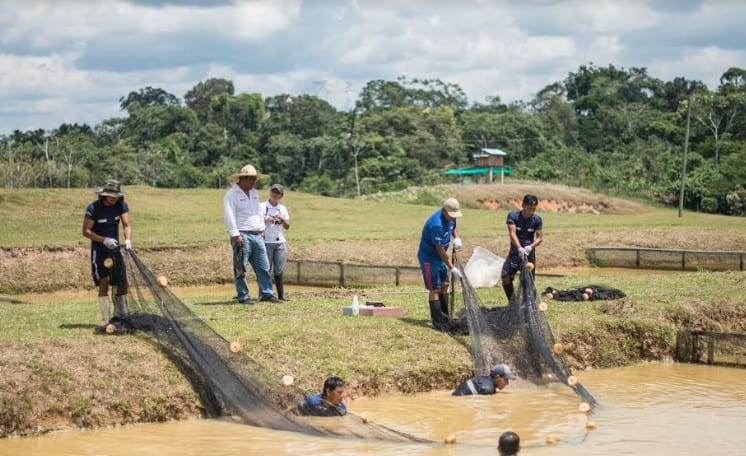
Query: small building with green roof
[{"left": 444, "top": 148, "right": 513, "bottom": 184}]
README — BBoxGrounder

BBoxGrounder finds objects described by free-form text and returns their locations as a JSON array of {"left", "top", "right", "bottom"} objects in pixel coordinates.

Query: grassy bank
[
  {"left": 2, "top": 183, "right": 745, "bottom": 294},
  {"left": 1, "top": 183, "right": 745, "bottom": 437},
  {"left": 2, "top": 270, "right": 744, "bottom": 437}
]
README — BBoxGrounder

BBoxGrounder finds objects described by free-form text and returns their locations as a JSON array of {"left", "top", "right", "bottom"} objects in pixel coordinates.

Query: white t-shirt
[
  {"left": 259, "top": 200, "right": 290, "bottom": 244},
  {"left": 223, "top": 184, "right": 265, "bottom": 236}
]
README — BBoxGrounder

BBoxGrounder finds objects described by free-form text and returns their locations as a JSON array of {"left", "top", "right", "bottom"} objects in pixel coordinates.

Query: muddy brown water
[{"left": 2, "top": 362, "right": 744, "bottom": 455}]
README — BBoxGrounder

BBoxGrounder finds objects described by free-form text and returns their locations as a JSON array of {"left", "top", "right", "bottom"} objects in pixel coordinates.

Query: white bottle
[{"left": 352, "top": 294, "right": 360, "bottom": 316}]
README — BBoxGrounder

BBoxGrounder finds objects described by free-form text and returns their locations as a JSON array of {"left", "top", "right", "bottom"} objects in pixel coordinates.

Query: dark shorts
[
  {"left": 91, "top": 246, "right": 127, "bottom": 287},
  {"left": 419, "top": 259, "right": 449, "bottom": 291},
  {"left": 501, "top": 251, "right": 536, "bottom": 279}
]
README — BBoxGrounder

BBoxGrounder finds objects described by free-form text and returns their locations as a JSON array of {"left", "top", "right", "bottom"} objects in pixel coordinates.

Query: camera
[{"left": 273, "top": 219, "right": 281, "bottom": 225}]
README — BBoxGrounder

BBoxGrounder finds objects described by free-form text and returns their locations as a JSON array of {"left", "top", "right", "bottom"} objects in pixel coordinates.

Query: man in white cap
[
  {"left": 223, "top": 164, "right": 280, "bottom": 303},
  {"left": 416, "top": 198, "right": 464, "bottom": 332},
  {"left": 82, "top": 179, "right": 133, "bottom": 327},
  {"left": 452, "top": 363, "right": 517, "bottom": 396}
]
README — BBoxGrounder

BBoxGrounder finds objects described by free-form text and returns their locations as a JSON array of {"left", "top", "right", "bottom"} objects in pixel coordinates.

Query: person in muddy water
[
  {"left": 500, "top": 194, "right": 543, "bottom": 301},
  {"left": 452, "top": 363, "right": 516, "bottom": 396},
  {"left": 297, "top": 376, "right": 347, "bottom": 416},
  {"left": 498, "top": 430, "right": 520, "bottom": 455}
]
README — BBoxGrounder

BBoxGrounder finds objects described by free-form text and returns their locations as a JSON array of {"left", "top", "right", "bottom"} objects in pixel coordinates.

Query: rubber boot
[
  {"left": 439, "top": 292, "right": 450, "bottom": 317},
  {"left": 274, "top": 274, "right": 286, "bottom": 301},
  {"left": 502, "top": 281, "right": 514, "bottom": 301},
  {"left": 428, "top": 300, "right": 450, "bottom": 332},
  {"left": 98, "top": 296, "right": 111, "bottom": 324},
  {"left": 114, "top": 294, "right": 129, "bottom": 318}
]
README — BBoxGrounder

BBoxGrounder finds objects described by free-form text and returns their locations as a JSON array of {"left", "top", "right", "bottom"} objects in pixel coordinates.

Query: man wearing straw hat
[{"left": 224, "top": 164, "right": 281, "bottom": 303}]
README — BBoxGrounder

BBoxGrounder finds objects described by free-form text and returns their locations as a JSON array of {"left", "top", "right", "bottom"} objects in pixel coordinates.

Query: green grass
[{"left": 2, "top": 184, "right": 745, "bottom": 252}]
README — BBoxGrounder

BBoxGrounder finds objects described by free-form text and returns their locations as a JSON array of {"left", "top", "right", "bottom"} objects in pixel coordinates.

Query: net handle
[{"left": 449, "top": 248, "right": 457, "bottom": 319}]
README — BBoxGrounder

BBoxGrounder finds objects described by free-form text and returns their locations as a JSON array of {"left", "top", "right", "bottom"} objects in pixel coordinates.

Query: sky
[{"left": 1, "top": 0, "right": 745, "bottom": 134}]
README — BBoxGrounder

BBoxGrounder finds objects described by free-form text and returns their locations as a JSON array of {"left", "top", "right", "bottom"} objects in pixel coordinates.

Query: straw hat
[{"left": 228, "top": 164, "right": 268, "bottom": 180}]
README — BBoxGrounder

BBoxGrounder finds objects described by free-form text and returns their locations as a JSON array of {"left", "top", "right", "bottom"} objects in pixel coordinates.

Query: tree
[
  {"left": 119, "top": 87, "right": 181, "bottom": 113},
  {"left": 54, "top": 130, "right": 95, "bottom": 188},
  {"left": 123, "top": 105, "right": 198, "bottom": 147},
  {"left": 469, "top": 95, "right": 509, "bottom": 114},
  {"left": 209, "top": 92, "right": 264, "bottom": 146},
  {"left": 688, "top": 89, "right": 745, "bottom": 163},
  {"left": 184, "top": 78, "right": 235, "bottom": 122},
  {"left": 530, "top": 85, "right": 578, "bottom": 147},
  {"left": 356, "top": 76, "right": 468, "bottom": 114},
  {"left": 719, "top": 67, "right": 746, "bottom": 93}
]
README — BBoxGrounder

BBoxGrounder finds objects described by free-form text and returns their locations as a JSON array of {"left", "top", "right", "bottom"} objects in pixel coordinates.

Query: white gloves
[
  {"left": 524, "top": 245, "right": 533, "bottom": 255},
  {"left": 453, "top": 237, "right": 463, "bottom": 250},
  {"left": 103, "top": 237, "right": 119, "bottom": 250},
  {"left": 518, "top": 247, "right": 527, "bottom": 257},
  {"left": 124, "top": 239, "right": 132, "bottom": 250},
  {"left": 451, "top": 266, "right": 463, "bottom": 279}
]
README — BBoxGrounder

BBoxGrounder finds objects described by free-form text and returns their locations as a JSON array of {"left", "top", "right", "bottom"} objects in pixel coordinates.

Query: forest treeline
[{"left": 1, "top": 64, "right": 745, "bottom": 215}]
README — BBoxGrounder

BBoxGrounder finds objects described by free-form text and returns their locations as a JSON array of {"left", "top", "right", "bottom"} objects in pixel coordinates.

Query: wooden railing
[
  {"left": 586, "top": 247, "right": 745, "bottom": 271},
  {"left": 676, "top": 330, "right": 746, "bottom": 367},
  {"left": 283, "top": 259, "right": 421, "bottom": 288}
]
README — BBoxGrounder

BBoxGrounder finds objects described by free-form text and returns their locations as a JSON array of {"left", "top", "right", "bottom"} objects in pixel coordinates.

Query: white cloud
[
  {"left": 0, "top": 0, "right": 744, "bottom": 132},
  {"left": 578, "top": 0, "right": 659, "bottom": 33},
  {"left": 649, "top": 46, "right": 746, "bottom": 89},
  {"left": 0, "top": 0, "right": 301, "bottom": 50},
  {"left": 587, "top": 35, "right": 624, "bottom": 63}
]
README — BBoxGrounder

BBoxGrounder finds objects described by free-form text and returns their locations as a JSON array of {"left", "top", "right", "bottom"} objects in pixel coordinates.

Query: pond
[{"left": 2, "top": 362, "right": 744, "bottom": 455}]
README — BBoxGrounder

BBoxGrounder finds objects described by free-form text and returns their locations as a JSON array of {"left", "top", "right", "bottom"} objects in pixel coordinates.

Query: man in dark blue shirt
[
  {"left": 501, "top": 194, "right": 543, "bottom": 301},
  {"left": 82, "top": 180, "right": 133, "bottom": 327},
  {"left": 297, "top": 376, "right": 347, "bottom": 417},
  {"left": 417, "top": 198, "right": 463, "bottom": 332},
  {"left": 452, "top": 363, "right": 516, "bottom": 396}
]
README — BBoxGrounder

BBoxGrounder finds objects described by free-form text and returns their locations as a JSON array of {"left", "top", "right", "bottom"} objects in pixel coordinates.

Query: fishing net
[
  {"left": 453, "top": 253, "right": 598, "bottom": 409},
  {"left": 115, "top": 250, "right": 428, "bottom": 442},
  {"left": 543, "top": 285, "right": 626, "bottom": 302}
]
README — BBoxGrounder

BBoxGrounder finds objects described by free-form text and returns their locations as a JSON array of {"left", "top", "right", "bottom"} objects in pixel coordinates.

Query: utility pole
[
  {"left": 347, "top": 108, "right": 361, "bottom": 197},
  {"left": 678, "top": 96, "right": 692, "bottom": 218}
]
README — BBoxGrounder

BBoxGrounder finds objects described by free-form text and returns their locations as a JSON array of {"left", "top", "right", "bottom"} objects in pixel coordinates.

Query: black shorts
[
  {"left": 501, "top": 251, "right": 536, "bottom": 279},
  {"left": 91, "top": 246, "right": 127, "bottom": 287}
]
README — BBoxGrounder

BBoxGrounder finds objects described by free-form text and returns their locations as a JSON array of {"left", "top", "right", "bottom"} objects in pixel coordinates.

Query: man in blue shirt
[
  {"left": 501, "top": 194, "right": 543, "bottom": 301},
  {"left": 417, "top": 198, "right": 464, "bottom": 332},
  {"left": 297, "top": 376, "right": 347, "bottom": 417},
  {"left": 452, "top": 363, "right": 517, "bottom": 396}
]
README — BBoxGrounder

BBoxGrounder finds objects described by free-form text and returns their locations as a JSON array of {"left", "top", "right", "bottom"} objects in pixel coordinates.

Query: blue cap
[{"left": 490, "top": 364, "right": 517, "bottom": 380}]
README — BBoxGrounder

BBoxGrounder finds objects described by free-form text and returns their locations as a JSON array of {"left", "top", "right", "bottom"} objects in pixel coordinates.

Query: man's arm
[
  {"left": 531, "top": 228, "right": 543, "bottom": 249},
  {"left": 121, "top": 212, "right": 132, "bottom": 244},
  {"left": 435, "top": 244, "right": 454, "bottom": 269},
  {"left": 279, "top": 205, "right": 290, "bottom": 230},
  {"left": 223, "top": 192, "right": 240, "bottom": 238},
  {"left": 82, "top": 217, "right": 104, "bottom": 243},
  {"left": 507, "top": 224, "right": 521, "bottom": 250}
]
